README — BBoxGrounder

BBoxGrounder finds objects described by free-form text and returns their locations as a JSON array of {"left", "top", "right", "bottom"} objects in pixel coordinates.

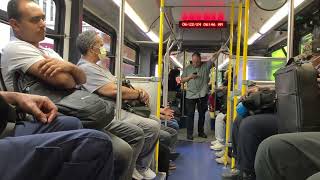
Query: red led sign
[{"left": 179, "top": 21, "right": 227, "bottom": 29}]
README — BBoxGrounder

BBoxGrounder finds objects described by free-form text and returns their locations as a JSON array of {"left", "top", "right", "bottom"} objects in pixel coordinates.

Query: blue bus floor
[{"left": 169, "top": 140, "right": 223, "bottom": 180}]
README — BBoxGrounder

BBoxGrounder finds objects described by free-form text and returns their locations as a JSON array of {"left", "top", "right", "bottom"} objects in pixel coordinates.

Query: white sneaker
[
  {"left": 139, "top": 168, "right": 156, "bottom": 180},
  {"left": 132, "top": 168, "right": 144, "bottom": 180},
  {"left": 215, "top": 156, "right": 231, "bottom": 164},
  {"left": 211, "top": 140, "right": 219, "bottom": 145},
  {"left": 215, "top": 150, "right": 225, "bottom": 158},
  {"left": 210, "top": 142, "right": 225, "bottom": 151}
]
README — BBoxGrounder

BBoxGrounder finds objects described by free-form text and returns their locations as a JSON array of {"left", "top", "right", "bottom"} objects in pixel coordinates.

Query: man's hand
[
  {"left": 13, "top": 93, "right": 57, "bottom": 123},
  {"left": 160, "top": 107, "right": 174, "bottom": 120},
  {"left": 189, "top": 74, "right": 199, "bottom": 80},
  {"left": 38, "top": 56, "right": 74, "bottom": 77},
  {"left": 137, "top": 88, "right": 150, "bottom": 105}
]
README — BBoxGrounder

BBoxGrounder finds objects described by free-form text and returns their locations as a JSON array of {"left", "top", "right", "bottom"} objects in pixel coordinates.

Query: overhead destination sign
[{"left": 179, "top": 21, "right": 227, "bottom": 29}]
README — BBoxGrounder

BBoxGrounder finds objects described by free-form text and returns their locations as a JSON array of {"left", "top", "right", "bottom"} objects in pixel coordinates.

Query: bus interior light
[
  {"left": 249, "top": 0, "right": 305, "bottom": 45},
  {"left": 112, "top": 0, "right": 159, "bottom": 42},
  {"left": 248, "top": 32, "right": 262, "bottom": 45}
]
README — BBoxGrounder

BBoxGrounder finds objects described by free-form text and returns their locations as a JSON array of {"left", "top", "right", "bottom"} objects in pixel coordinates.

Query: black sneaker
[
  {"left": 170, "top": 152, "right": 180, "bottom": 161},
  {"left": 187, "top": 135, "right": 193, "bottom": 140},
  {"left": 198, "top": 133, "right": 208, "bottom": 138}
]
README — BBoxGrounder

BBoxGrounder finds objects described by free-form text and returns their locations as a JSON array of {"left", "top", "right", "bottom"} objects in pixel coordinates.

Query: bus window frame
[
  {"left": 0, "top": 0, "right": 65, "bottom": 56},
  {"left": 123, "top": 40, "right": 140, "bottom": 75}
]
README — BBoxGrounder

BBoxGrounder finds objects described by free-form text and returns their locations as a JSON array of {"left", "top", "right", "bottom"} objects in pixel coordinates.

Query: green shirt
[{"left": 182, "top": 62, "right": 211, "bottom": 99}]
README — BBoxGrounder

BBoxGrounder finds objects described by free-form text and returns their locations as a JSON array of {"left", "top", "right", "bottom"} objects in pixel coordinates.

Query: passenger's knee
[
  {"left": 255, "top": 135, "right": 287, "bottom": 167},
  {"left": 149, "top": 119, "right": 161, "bottom": 135},
  {"left": 54, "top": 116, "right": 83, "bottom": 130},
  {"left": 72, "top": 129, "right": 113, "bottom": 160}
]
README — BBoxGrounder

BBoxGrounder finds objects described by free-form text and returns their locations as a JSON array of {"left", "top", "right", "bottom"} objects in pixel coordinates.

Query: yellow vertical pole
[
  {"left": 224, "top": 0, "right": 235, "bottom": 166},
  {"left": 241, "top": 0, "right": 250, "bottom": 96},
  {"left": 231, "top": 0, "right": 243, "bottom": 169},
  {"left": 155, "top": 0, "right": 165, "bottom": 173}
]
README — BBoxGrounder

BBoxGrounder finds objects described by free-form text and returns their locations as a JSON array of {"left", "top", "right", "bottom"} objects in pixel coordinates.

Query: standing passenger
[{"left": 181, "top": 52, "right": 212, "bottom": 140}]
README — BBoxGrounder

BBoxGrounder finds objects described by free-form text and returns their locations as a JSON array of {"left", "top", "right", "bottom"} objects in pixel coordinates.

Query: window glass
[
  {"left": 0, "top": 0, "right": 56, "bottom": 30},
  {"left": 271, "top": 48, "right": 286, "bottom": 58},
  {"left": 82, "top": 21, "right": 112, "bottom": 53},
  {"left": 0, "top": 23, "right": 14, "bottom": 53},
  {"left": 40, "top": 37, "right": 55, "bottom": 49},
  {"left": 0, "top": 0, "right": 10, "bottom": 12},
  {"left": 300, "top": 33, "right": 313, "bottom": 54},
  {"left": 123, "top": 44, "right": 136, "bottom": 62},
  {"left": 123, "top": 63, "right": 135, "bottom": 75}
]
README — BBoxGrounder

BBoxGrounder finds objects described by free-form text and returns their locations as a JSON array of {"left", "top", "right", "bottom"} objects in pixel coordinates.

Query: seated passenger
[
  {"left": 160, "top": 107, "right": 179, "bottom": 130},
  {"left": 159, "top": 107, "right": 179, "bottom": 153},
  {"left": 2, "top": 1, "right": 131, "bottom": 179},
  {"left": 211, "top": 83, "right": 228, "bottom": 153},
  {"left": 231, "top": 88, "right": 277, "bottom": 179},
  {"left": 76, "top": 30, "right": 160, "bottom": 180},
  {"left": 0, "top": 91, "right": 114, "bottom": 180}
]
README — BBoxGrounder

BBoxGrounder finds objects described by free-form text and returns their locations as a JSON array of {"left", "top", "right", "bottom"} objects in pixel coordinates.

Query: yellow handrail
[
  {"left": 242, "top": 0, "right": 250, "bottom": 96},
  {"left": 224, "top": 0, "right": 235, "bottom": 166},
  {"left": 231, "top": 0, "right": 243, "bottom": 169},
  {"left": 155, "top": 0, "right": 165, "bottom": 173}
]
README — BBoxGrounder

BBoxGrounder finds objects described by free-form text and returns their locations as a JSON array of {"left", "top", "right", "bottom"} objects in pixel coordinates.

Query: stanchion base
[{"left": 221, "top": 169, "right": 240, "bottom": 180}]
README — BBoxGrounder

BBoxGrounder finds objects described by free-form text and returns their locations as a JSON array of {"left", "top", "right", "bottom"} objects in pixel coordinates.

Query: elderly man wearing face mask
[{"left": 76, "top": 31, "right": 161, "bottom": 180}]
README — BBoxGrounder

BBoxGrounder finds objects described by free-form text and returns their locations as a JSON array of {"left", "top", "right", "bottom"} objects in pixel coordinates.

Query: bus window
[
  {"left": 300, "top": 33, "right": 313, "bottom": 54},
  {"left": 123, "top": 43, "right": 138, "bottom": 75},
  {"left": 40, "top": 37, "right": 55, "bottom": 50},
  {"left": 0, "top": 23, "right": 13, "bottom": 53},
  {"left": 123, "top": 63, "right": 136, "bottom": 75}
]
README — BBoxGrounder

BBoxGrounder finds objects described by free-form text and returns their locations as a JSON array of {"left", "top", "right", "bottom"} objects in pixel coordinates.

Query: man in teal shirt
[{"left": 181, "top": 52, "right": 211, "bottom": 140}]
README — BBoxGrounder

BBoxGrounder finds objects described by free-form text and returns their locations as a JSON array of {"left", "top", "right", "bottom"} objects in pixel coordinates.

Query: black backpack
[{"left": 242, "top": 89, "right": 276, "bottom": 115}]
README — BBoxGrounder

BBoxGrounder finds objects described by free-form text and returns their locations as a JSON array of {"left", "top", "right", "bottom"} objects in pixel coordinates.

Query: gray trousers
[
  {"left": 120, "top": 110, "right": 160, "bottom": 171},
  {"left": 105, "top": 110, "right": 160, "bottom": 179},
  {"left": 255, "top": 132, "right": 320, "bottom": 180},
  {"left": 105, "top": 120, "right": 143, "bottom": 180},
  {"left": 160, "top": 124, "right": 178, "bottom": 152}
]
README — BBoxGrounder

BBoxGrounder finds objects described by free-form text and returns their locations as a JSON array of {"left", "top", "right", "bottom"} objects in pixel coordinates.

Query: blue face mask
[{"left": 236, "top": 102, "right": 248, "bottom": 117}]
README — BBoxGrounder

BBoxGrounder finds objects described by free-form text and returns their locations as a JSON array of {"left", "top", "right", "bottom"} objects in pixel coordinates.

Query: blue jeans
[{"left": 1, "top": 116, "right": 114, "bottom": 180}]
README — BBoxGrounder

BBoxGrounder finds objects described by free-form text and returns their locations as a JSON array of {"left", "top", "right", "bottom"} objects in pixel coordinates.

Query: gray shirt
[
  {"left": 1, "top": 39, "right": 62, "bottom": 91},
  {"left": 77, "top": 58, "right": 116, "bottom": 93},
  {"left": 182, "top": 62, "right": 211, "bottom": 99}
]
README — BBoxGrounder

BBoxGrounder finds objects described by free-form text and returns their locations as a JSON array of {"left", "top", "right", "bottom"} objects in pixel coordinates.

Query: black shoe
[
  {"left": 170, "top": 152, "right": 180, "bottom": 161},
  {"left": 198, "top": 133, "right": 207, "bottom": 138},
  {"left": 242, "top": 171, "right": 256, "bottom": 180},
  {"left": 187, "top": 135, "right": 193, "bottom": 140}
]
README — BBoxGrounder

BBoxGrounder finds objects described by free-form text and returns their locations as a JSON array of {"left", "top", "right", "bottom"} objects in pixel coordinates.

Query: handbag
[
  {"left": 122, "top": 79, "right": 151, "bottom": 118},
  {"left": 14, "top": 71, "right": 115, "bottom": 130}
]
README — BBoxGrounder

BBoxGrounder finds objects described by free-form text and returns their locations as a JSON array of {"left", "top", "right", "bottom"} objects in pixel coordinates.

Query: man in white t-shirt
[
  {"left": 2, "top": 0, "right": 134, "bottom": 179},
  {"left": 76, "top": 30, "right": 161, "bottom": 180}
]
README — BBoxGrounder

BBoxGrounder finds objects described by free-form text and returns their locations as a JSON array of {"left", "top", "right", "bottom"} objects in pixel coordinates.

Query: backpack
[
  {"left": 122, "top": 79, "right": 151, "bottom": 118},
  {"left": 242, "top": 89, "right": 276, "bottom": 115},
  {"left": 14, "top": 71, "right": 115, "bottom": 130}
]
